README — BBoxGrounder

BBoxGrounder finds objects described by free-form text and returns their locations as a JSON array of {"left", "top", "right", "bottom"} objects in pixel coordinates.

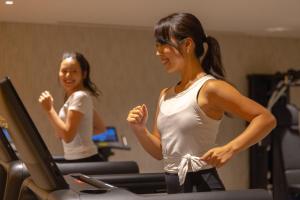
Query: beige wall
[{"left": 1, "top": 22, "right": 300, "bottom": 189}]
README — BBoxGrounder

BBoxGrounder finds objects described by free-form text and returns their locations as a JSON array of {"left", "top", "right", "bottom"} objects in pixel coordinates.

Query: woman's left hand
[{"left": 200, "top": 145, "right": 236, "bottom": 168}]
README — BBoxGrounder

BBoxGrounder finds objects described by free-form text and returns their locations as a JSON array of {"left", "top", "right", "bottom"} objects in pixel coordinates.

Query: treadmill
[
  {"left": 0, "top": 125, "right": 141, "bottom": 200},
  {"left": 0, "top": 122, "right": 23, "bottom": 200},
  {"left": 0, "top": 76, "right": 272, "bottom": 200}
]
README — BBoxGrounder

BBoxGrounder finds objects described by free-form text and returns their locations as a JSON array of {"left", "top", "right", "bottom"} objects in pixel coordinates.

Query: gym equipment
[
  {"left": 272, "top": 104, "right": 300, "bottom": 200},
  {"left": 0, "top": 126, "right": 139, "bottom": 200},
  {"left": 248, "top": 69, "right": 300, "bottom": 200},
  {"left": 0, "top": 107, "right": 139, "bottom": 200},
  {"left": 0, "top": 76, "right": 272, "bottom": 200}
]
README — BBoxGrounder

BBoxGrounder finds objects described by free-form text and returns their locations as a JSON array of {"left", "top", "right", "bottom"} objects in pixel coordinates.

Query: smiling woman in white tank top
[
  {"left": 157, "top": 75, "right": 220, "bottom": 185},
  {"left": 127, "top": 12, "right": 276, "bottom": 194}
]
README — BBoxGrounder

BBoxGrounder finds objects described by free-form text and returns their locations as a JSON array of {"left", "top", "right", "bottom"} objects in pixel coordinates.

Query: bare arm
[
  {"left": 127, "top": 89, "right": 167, "bottom": 160},
  {"left": 39, "top": 91, "right": 83, "bottom": 143},
  {"left": 200, "top": 80, "right": 276, "bottom": 167},
  {"left": 46, "top": 109, "right": 83, "bottom": 143},
  {"left": 93, "top": 110, "right": 106, "bottom": 134}
]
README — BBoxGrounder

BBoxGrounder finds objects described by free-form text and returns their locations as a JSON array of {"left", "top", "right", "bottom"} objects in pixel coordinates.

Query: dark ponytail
[
  {"left": 154, "top": 12, "right": 225, "bottom": 80},
  {"left": 62, "top": 52, "right": 101, "bottom": 97},
  {"left": 202, "top": 36, "right": 225, "bottom": 80}
]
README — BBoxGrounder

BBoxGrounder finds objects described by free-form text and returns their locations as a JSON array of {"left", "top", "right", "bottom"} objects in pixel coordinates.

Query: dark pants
[
  {"left": 165, "top": 168, "right": 225, "bottom": 194},
  {"left": 64, "top": 154, "right": 104, "bottom": 163}
]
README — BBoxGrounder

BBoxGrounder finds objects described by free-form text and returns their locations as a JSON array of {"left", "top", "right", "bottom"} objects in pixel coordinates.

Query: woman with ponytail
[
  {"left": 127, "top": 13, "right": 276, "bottom": 193},
  {"left": 39, "top": 52, "right": 106, "bottom": 162}
]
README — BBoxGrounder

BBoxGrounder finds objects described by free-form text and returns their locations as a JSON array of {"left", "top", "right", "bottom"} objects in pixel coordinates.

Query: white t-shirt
[{"left": 58, "top": 90, "right": 98, "bottom": 160}]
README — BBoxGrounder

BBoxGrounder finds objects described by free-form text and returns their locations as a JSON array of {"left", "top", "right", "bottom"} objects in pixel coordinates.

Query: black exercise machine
[
  {"left": 248, "top": 69, "right": 300, "bottom": 200},
  {"left": 0, "top": 126, "right": 139, "bottom": 200}
]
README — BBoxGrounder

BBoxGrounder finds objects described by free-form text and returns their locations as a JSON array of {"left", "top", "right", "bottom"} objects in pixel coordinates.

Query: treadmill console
[{"left": 65, "top": 174, "right": 116, "bottom": 194}]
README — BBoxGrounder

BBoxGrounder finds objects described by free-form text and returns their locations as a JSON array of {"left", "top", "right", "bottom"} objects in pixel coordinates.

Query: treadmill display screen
[
  {"left": 2, "top": 128, "right": 12, "bottom": 142},
  {"left": 0, "top": 77, "right": 69, "bottom": 190},
  {"left": 0, "top": 127, "right": 18, "bottom": 160},
  {"left": 92, "top": 127, "right": 118, "bottom": 142}
]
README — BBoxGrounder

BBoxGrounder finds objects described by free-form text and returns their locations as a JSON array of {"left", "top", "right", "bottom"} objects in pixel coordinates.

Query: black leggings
[
  {"left": 64, "top": 154, "right": 104, "bottom": 163},
  {"left": 165, "top": 168, "right": 225, "bottom": 194}
]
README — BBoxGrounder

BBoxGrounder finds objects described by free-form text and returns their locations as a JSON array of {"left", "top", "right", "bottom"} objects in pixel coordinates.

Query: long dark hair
[
  {"left": 62, "top": 52, "right": 101, "bottom": 97},
  {"left": 154, "top": 12, "right": 225, "bottom": 80}
]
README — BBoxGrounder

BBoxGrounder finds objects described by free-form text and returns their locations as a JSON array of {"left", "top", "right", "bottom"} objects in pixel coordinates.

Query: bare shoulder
[
  {"left": 202, "top": 79, "right": 270, "bottom": 120},
  {"left": 159, "top": 87, "right": 170, "bottom": 98},
  {"left": 202, "top": 79, "right": 239, "bottom": 98},
  {"left": 154, "top": 88, "right": 170, "bottom": 108},
  {"left": 200, "top": 79, "right": 246, "bottom": 113}
]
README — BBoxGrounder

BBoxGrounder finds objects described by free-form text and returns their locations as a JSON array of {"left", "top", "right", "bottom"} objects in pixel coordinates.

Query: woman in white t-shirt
[{"left": 39, "top": 52, "right": 106, "bottom": 162}]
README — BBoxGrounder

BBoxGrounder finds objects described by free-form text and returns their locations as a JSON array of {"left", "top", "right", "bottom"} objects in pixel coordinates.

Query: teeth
[{"left": 162, "top": 60, "right": 169, "bottom": 64}]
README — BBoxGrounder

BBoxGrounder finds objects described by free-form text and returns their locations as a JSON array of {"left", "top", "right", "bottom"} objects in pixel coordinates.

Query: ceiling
[{"left": 1, "top": 0, "right": 300, "bottom": 38}]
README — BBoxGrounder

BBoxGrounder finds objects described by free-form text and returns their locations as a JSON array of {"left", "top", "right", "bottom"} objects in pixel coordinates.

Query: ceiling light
[
  {"left": 5, "top": 1, "right": 14, "bottom": 5},
  {"left": 266, "top": 27, "right": 289, "bottom": 32}
]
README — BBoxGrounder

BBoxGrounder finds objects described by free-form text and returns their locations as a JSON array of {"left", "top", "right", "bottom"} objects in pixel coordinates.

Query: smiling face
[
  {"left": 59, "top": 57, "right": 85, "bottom": 96},
  {"left": 154, "top": 13, "right": 209, "bottom": 75},
  {"left": 155, "top": 40, "right": 187, "bottom": 73}
]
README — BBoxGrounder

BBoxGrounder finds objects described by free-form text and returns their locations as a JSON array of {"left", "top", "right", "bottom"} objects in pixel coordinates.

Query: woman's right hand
[
  {"left": 38, "top": 91, "right": 54, "bottom": 112},
  {"left": 127, "top": 104, "right": 148, "bottom": 131}
]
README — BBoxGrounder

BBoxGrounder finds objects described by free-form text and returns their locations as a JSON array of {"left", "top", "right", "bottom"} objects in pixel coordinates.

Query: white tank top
[{"left": 157, "top": 75, "right": 222, "bottom": 185}]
